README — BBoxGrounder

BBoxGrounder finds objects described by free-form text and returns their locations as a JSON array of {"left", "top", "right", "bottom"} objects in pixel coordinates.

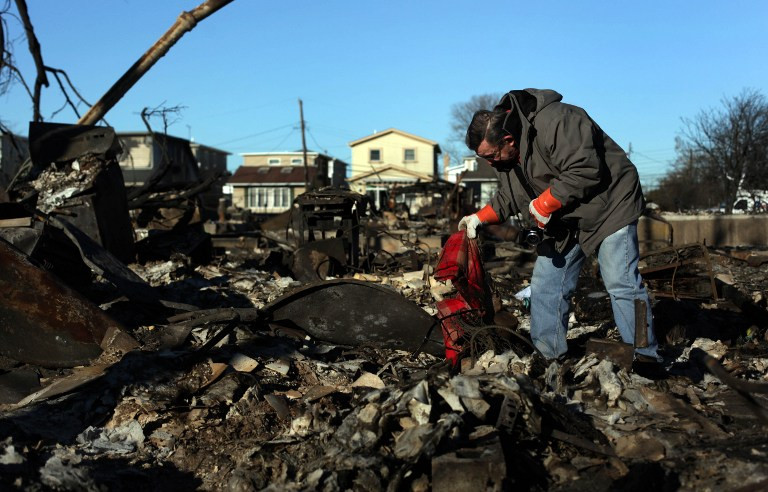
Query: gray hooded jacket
[{"left": 488, "top": 89, "right": 645, "bottom": 255}]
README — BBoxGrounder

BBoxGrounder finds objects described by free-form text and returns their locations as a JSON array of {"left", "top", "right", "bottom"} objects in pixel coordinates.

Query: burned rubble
[{"left": 2, "top": 125, "right": 768, "bottom": 491}]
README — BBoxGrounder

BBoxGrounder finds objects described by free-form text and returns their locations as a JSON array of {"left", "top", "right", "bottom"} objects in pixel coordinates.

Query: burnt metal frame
[
  {"left": 295, "top": 190, "right": 367, "bottom": 268},
  {"left": 639, "top": 242, "right": 719, "bottom": 302}
]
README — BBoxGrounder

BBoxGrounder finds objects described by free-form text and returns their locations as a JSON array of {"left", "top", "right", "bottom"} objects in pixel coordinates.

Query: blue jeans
[{"left": 529, "top": 221, "right": 659, "bottom": 360}]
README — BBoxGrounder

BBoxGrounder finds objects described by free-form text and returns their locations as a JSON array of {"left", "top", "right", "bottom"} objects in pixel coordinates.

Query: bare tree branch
[
  {"left": 445, "top": 93, "right": 503, "bottom": 167},
  {"left": 46, "top": 66, "right": 91, "bottom": 106},
  {"left": 140, "top": 102, "right": 187, "bottom": 135},
  {"left": 48, "top": 96, "right": 69, "bottom": 120},
  {"left": 131, "top": 102, "right": 187, "bottom": 202},
  {"left": 449, "top": 93, "right": 504, "bottom": 143},
  {"left": 676, "top": 88, "right": 768, "bottom": 213},
  {"left": 4, "top": 59, "right": 31, "bottom": 99},
  {"left": 14, "top": 0, "right": 48, "bottom": 122},
  {"left": 1, "top": 4, "right": 99, "bottom": 127},
  {"left": 0, "top": 5, "right": 5, "bottom": 73},
  {"left": 44, "top": 66, "right": 93, "bottom": 119},
  {"left": 0, "top": 1, "right": 17, "bottom": 96}
]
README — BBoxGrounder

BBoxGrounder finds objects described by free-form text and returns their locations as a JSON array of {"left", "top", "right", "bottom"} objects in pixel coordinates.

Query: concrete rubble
[{"left": 2, "top": 131, "right": 768, "bottom": 490}]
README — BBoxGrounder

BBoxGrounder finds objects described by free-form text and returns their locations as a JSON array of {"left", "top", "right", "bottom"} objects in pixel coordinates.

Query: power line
[
  {"left": 306, "top": 126, "right": 326, "bottom": 154},
  {"left": 226, "top": 129, "right": 302, "bottom": 150},
  {"left": 634, "top": 147, "right": 676, "bottom": 154},
  {"left": 198, "top": 96, "right": 297, "bottom": 119},
  {"left": 307, "top": 122, "right": 360, "bottom": 139},
  {"left": 212, "top": 123, "right": 295, "bottom": 146},
  {"left": 270, "top": 128, "right": 298, "bottom": 152},
  {"left": 632, "top": 151, "right": 672, "bottom": 164}
]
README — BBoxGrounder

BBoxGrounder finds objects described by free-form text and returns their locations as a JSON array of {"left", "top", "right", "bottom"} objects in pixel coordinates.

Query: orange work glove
[{"left": 529, "top": 188, "right": 562, "bottom": 228}]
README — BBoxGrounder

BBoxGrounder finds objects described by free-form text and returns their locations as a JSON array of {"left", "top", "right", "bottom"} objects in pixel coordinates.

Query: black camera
[{"left": 518, "top": 227, "right": 543, "bottom": 246}]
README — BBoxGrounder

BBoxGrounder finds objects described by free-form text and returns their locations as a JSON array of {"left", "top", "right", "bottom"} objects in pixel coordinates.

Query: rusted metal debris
[
  {"left": 586, "top": 338, "right": 634, "bottom": 371},
  {"left": 290, "top": 237, "right": 347, "bottom": 281},
  {"left": 0, "top": 238, "right": 133, "bottom": 367},
  {"left": 431, "top": 438, "right": 507, "bottom": 490}
]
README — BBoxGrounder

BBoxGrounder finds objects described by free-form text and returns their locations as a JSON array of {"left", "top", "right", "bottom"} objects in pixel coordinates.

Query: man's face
[{"left": 476, "top": 136, "right": 520, "bottom": 171}]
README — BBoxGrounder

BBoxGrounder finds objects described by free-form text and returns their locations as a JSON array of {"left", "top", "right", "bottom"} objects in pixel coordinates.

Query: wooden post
[
  {"left": 634, "top": 299, "right": 649, "bottom": 348},
  {"left": 299, "top": 98, "right": 309, "bottom": 191}
]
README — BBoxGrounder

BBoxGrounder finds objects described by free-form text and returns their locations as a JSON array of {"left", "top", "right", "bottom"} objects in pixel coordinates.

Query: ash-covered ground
[{"left": 2, "top": 236, "right": 768, "bottom": 491}]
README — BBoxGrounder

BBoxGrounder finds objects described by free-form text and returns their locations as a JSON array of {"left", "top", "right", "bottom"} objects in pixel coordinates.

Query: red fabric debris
[
  {"left": 435, "top": 231, "right": 491, "bottom": 310},
  {"left": 434, "top": 231, "right": 493, "bottom": 364},
  {"left": 436, "top": 297, "right": 471, "bottom": 365}
]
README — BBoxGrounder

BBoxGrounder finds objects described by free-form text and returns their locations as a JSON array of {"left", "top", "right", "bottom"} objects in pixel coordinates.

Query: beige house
[
  {"left": 190, "top": 141, "right": 232, "bottom": 217},
  {"left": 228, "top": 151, "right": 347, "bottom": 215},
  {"left": 117, "top": 132, "right": 212, "bottom": 187},
  {"left": 116, "top": 132, "right": 230, "bottom": 219},
  {"left": 348, "top": 128, "right": 441, "bottom": 209}
]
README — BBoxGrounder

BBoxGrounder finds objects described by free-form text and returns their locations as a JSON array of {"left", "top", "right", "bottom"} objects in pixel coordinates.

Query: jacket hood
[
  {"left": 495, "top": 89, "right": 563, "bottom": 118},
  {"left": 494, "top": 89, "right": 563, "bottom": 143}
]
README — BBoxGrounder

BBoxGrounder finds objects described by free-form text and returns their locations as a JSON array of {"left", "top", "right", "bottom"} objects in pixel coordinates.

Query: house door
[{"left": 366, "top": 187, "right": 389, "bottom": 211}]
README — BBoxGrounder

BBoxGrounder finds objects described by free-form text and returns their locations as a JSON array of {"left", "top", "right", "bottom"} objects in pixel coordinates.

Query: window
[
  {"left": 282, "top": 188, "right": 291, "bottom": 207},
  {"left": 245, "top": 187, "right": 293, "bottom": 210},
  {"left": 369, "top": 149, "right": 381, "bottom": 162},
  {"left": 281, "top": 167, "right": 293, "bottom": 174},
  {"left": 280, "top": 188, "right": 291, "bottom": 208},
  {"left": 291, "top": 158, "right": 303, "bottom": 165},
  {"left": 246, "top": 188, "right": 267, "bottom": 207},
  {"left": 404, "top": 148, "right": 416, "bottom": 162},
  {"left": 268, "top": 157, "right": 281, "bottom": 165}
]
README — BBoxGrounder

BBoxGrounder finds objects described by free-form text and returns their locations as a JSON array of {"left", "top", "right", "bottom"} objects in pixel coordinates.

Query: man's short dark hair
[{"left": 465, "top": 110, "right": 508, "bottom": 151}]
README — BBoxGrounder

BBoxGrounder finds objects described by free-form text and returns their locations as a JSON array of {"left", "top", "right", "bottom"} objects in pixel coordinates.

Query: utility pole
[
  {"left": 627, "top": 142, "right": 633, "bottom": 159},
  {"left": 299, "top": 98, "right": 310, "bottom": 191}
]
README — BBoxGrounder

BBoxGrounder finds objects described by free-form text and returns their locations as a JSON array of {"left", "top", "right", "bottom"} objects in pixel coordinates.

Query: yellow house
[{"left": 348, "top": 128, "right": 441, "bottom": 209}]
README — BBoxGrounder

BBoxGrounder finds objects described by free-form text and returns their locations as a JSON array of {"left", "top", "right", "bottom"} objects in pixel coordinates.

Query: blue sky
[{"left": 1, "top": 1, "right": 767, "bottom": 188}]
